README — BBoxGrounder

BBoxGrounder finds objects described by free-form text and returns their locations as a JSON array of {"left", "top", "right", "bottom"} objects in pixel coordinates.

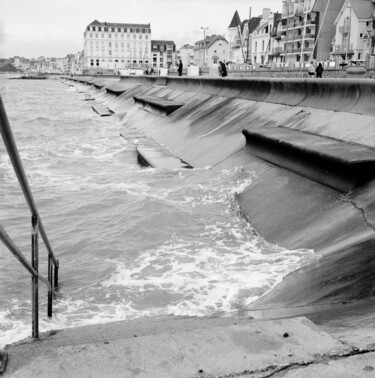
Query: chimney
[{"left": 263, "top": 8, "right": 271, "bottom": 21}]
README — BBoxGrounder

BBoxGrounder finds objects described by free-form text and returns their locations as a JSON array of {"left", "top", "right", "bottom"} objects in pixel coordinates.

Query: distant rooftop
[{"left": 87, "top": 19, "right": 151, "bottom": 29}]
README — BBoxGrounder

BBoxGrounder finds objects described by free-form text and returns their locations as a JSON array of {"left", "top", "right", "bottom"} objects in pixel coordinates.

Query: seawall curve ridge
[{"left": 74, "top": 75, "right": 375, "bottom": 116}]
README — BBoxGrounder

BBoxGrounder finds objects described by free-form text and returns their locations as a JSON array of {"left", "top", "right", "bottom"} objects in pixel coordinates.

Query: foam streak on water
[{"left": 0, "top": 77, "right": 317, "bottom": 347}]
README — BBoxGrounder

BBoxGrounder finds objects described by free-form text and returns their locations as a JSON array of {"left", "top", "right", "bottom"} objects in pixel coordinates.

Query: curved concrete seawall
[{"left": 70, "top": 75, "right": 375, "bottom": 313}]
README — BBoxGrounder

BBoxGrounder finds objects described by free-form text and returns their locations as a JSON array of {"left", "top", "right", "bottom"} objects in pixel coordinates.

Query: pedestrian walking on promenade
[
  {"left": 219, "top": 61, "right": 227, "bottom": 77},
  {"left": 178, "top": 60, "right": 183, "bottom": 76},
  {"left": 316, "top": 63, "right": 324, "bottom": 78}
]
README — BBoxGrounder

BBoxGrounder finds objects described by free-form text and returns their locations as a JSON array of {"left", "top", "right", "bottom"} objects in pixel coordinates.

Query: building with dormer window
[{"left": 83, "top": 20, "right": 151, "bottom": 72}]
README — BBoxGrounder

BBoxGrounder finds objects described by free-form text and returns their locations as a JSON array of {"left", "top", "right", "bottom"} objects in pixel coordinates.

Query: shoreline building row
[{"left": 227, "top": 0, "right": 375, "bottom": 67}]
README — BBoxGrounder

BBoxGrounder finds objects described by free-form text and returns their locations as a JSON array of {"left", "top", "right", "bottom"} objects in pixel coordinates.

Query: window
[
  {"left": 130, "top": 28, "right": 133, "bottom": 32},
  {"left": 133, "top": 35, "right": 136, "bottom": 39},
  {"left": 139, "top": 35, "right": 143, "bottom": 39},
  {"left": 96, "top": 33, "right": 98, "bottom": 38},
  {"left": 93, "top": 27, "right": 96, "bottom": 31},
  {"left": 115, "top": 34, "right": 118, "bottom": 38},
  {"left": 112, "top": 28, "right": 115, "bottom": 32},
  {"left": 145, "top": 35, "right": 149, "bottom": 39},
  {"left": 136, "top": 28, "right": 139, "bottom": 33},
  {"left": 109, "top": 50, "right": 112, "bottom": 55},
  {"left": 118, "top": 28, "right": 121, "bottom": 32},
  {"left": 109, "top": 34, "right": 112, "bottom": 38},
  {"left": 98, "top": 27, "right": 101, "bottom": 31},
  {"left": 90, "top": 59, "right": 94, "bottom": 66},
  {"left": 124, "top": 28, "right": 127, "bottom": 32},
  {"left": 142, "top": 29, "right": 145, "bottom": 33},
  {"left": 96, "top": 59, "right": 99, "bottom": 66},
  {"left": 104, "top": 27, "right": 108, "bottom": 31},
  {"left": 102, "top": 34, "right": 104, "bottom": 38},
  {"left": 90, "top": 33, "right": 93, "bottom": 38},
  {"left": 121, "top": 34, "right": 124, "bottom": 39},
  {"left": 109, "top": 42, "right": 112, "bottom": 47}
]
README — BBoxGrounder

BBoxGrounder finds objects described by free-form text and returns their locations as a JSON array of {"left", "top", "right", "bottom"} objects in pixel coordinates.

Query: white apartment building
[
  {"left": 331, "top": 0, "right": 375, "bottom": 63},
  {"left": 151, "top": 40, "right": 176, "bottom": 69},
  {"left": 251, "top": 8, "right": 274, "bottom": 66},
  {"left": 179, "top": 44, "right": 195, "bottom": 67},
  {"left": 84, "top": 20, "right": 151, "bottom": 71}
]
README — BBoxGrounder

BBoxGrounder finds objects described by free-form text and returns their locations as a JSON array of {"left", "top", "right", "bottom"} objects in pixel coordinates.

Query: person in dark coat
[
  {"left": 219, "top": 61, "right": 227, "bottom": 77},
  {"left": 178, "top": 60, "right": 183, "bottom": 76},
  {"left": 315, "top": 63, "right": 324, "bottom": 78}
]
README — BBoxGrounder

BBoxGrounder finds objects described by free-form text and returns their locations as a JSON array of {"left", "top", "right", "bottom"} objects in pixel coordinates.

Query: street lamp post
[
  {"left": 345, "top": 5, "right": 352, "bottom": 64},
  {"left": 200, "top": 27, "right": 209, "bottom": 67}
]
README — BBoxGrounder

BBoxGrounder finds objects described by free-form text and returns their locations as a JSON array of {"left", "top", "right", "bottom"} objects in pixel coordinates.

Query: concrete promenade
[{"left": 5, "top": 307, "right": 375, "bottom": 377}]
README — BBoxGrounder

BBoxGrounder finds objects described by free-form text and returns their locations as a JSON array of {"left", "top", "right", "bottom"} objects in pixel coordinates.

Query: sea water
[{"left": 0, "top": 76, "right": 316, "bottom": 347}]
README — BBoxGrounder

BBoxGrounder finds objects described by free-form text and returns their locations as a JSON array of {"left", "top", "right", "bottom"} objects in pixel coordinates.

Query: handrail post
[
  {"left": 48, "top": 257, "right": 53, "bottom": 318},
  {"left": 31, "top": 215, "right": 39, "bottom": 339},
  {"left": 54, "top": 260, "right": 59, "bottom": 290}
]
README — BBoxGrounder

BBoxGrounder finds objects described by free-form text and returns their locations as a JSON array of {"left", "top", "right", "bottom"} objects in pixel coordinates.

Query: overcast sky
[{"left": 0, "top": 0, "right": 282, "bottom": 59}]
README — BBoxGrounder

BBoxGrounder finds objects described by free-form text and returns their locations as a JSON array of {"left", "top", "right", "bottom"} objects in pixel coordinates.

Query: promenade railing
[{"left": 0, "top": 95, "right": 59, "bottom": 339}]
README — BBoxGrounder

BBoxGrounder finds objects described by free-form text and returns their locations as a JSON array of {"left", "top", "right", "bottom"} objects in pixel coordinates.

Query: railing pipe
[
  {"left": 31, "top": 215, "right": 39, "bottom": 338},
  {"left": 0, "top": 95, "right": 59, "bottom": 269},
  {"left": 0, "top": 224, "right": 51, "bottom": 290}
]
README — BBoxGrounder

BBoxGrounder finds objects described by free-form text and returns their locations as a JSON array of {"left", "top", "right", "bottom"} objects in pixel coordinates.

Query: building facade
[
  {"left": 179, "top": 44, "right": 195, "bottom": 68},
  {"left": 227, "top": 11, "right": 262, "bottom": 64},
  {"left": 251, "top": 8, "right": 275, "bottom": 65},
  {"left": 331, "top": 0, "right": 375, "bottom": 64},
  {"left": 194, "top": 35, "right": 229, "bottom": 67},
  {"left": 151, "top": 40, "right": 176, "bottom": 69},
  {"left": 84, "top": 20, "right": 151, "bottom": 72}
]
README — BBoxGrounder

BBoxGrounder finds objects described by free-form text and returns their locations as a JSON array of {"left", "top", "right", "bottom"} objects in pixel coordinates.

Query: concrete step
[
  {"left": 92, "top": 103, "right": 113, "bottom": 117},
  {"left": 243, "top": 127, "right": 375, "bottom": 192},
  {"left": 133, "top": 96, "right": 184, "bottom": 116},
  {"left": 136, "top": 138, "right": 192, "bottom": 169}
]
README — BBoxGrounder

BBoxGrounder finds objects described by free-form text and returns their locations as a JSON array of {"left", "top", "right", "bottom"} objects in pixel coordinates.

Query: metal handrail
[
  {"left": 0, "top": 94, "right": 59, "bottom": 339},
  {"left": 0, "top": 225, "right": 51, "bottom": 290}
]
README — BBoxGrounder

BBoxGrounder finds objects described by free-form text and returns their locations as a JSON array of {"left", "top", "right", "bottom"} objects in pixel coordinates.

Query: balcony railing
[{"left": 339, "top": 25, "right": 350, "bottom": 34}]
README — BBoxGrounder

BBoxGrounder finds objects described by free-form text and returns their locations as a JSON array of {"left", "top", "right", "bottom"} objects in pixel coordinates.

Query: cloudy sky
[{"left": 0, "top": 0, "right": 282, "bottom": 59}]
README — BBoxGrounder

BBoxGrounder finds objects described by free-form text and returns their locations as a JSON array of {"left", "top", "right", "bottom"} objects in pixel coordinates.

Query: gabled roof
[
  {"left": 334, "top": 0, "right": 374, "bottom": 24},
  {"left": 349, "top": 0, "right": 374, "bottom": 20},
  {"left": 88, "top": 20, "right": 102, "bottom": 26},
  {"left": 195, "top": 35, "right": 228, "bottom": 50},
  {"left": 248, "top": 17, "right": 262, "bottom": 34},
  {"left": 229, "top": 10, "right": 241, "bottom": 28}
]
